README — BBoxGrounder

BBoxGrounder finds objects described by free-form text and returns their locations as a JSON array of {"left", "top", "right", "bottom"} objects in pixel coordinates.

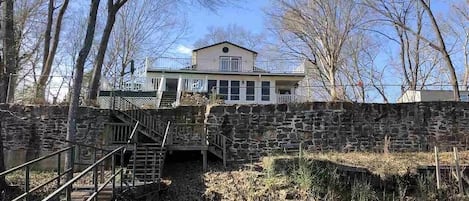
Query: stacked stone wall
[
  {"left": 0, "top": 104, "right": 110, "bottom": 168},
  {"left": 206, "top": 102, "right": 469, "bottom": 162}
]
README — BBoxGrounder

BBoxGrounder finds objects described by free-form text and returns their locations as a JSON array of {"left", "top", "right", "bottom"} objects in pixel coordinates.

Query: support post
[
  {"left": 434, "top": 146, "right": 441, "bottom": 189},
  {"left": 202, "top": 150, "right": 207, "bottom": 171},
  {"left": 57, "top": 152, "right": 61, "bottom": 188},
  {"left": 25, "top": 166, "right": 30, "bottom": 201},
  {"left": 111, "top": 154, "right": 116, "bottom": 198},
  {"left": 132, "top": 143, "right": 137, "bottom": 188}
]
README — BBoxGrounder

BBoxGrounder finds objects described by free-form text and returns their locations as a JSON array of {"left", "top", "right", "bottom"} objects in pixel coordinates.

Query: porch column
[
  {"left": 204, "top": 75, "right": 209, "bottom": 92},
  {"left": 270, "top": 80, "right": 276, "bottom": 104},
  {"left": 175, "top": 75, "right": 183, "bottom": 106},
  {"left": 156, "top": 76, "right": 165, "bottom": 108}
]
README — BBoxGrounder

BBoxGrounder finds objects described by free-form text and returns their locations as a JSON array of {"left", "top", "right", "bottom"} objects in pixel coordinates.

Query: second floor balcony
[{"left": 147, "top": 57, "right": 305, "bottom": 74}]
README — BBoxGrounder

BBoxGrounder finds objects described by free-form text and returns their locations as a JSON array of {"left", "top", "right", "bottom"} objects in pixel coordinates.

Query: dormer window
[{"left": 220, "top": 56, "right": 241, "bottom": 72}]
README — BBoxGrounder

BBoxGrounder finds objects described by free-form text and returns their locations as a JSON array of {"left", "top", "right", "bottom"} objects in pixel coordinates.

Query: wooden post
[
  {"left": 453, "top": 147, "right": 464, "bottom": 194},
  {"left": 434, "top": 146, "right": 441, "bottom": 189},
  {"left": 202, "top": 150, "right": 207, "bottom": 171}
]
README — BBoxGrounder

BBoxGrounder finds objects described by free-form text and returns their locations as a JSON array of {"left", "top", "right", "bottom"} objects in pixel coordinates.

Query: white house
[
  {"left": 98, "top": 41, "right": 306, "bottom": 108},
  {"left": 397, "top": 89, "right": 469, "bottom": 103}
]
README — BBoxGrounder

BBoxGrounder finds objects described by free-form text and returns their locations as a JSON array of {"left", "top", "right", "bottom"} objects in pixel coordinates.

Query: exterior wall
[
  {"left": 146, "top": 72, "right": 303, "bottom": 105},
  {"left": 0, "top": 104, "right": 110, "bottom": 169},
  {"left": 206, "top": 102, "right": 469, "bottom": 162},
  {"left": 397, "top": 90, "right": 421, "bottom": 103},
  {"left": 195, "top": 43, "right": 256, "bottom": 72},
  {"left": 398, "top": 90, "right": 469, "bottom": 103}
]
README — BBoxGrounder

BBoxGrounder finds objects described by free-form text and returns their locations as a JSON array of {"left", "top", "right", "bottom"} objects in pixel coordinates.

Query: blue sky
[{"left": 176, "top": 0, "right": 269, "bottom": 54}]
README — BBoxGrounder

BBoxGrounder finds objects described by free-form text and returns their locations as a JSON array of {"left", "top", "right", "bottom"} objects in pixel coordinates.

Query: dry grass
[{"left": 266, "top": 151, "right": 469, "bottom": 178}]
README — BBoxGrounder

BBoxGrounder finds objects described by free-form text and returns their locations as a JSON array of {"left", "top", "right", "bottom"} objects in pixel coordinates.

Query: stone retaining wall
[
  {"left": 0, "top": 104, "right": 110, "bottom": 168},
  {"left": 3, "top": 102, "right": 469, "bottom": 165},
  {"left": 206, "top": 102, "right": 469, "bottom": 162}
]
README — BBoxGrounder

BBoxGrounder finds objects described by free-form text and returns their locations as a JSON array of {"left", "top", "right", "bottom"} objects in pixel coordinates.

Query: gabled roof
[{"left": 192, "top": 41, "right": 258, "bottom": 55}]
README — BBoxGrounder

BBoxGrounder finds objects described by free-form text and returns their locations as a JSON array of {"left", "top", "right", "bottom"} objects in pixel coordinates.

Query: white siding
[{"left": 195, "top": 43, "right": 256, "bottom": 72}]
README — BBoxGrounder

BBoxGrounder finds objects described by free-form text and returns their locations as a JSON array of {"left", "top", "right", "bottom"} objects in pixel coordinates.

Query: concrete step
[{"left": 71, "top": 189, "right": 113, "bottom": 201}]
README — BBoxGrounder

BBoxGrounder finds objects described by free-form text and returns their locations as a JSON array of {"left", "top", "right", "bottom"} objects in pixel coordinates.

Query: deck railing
[
  {"left": 147, "top": 57, "right": 305, "bottom": 74},
  {"left": 209, "top": 133, "right": 232, "bottom": 167},
  {"left": 112, "top": 96, "right": 167, "bottom": 140},
  {"left": 277, "top": 94, "right": 308, "bottom": 104}
]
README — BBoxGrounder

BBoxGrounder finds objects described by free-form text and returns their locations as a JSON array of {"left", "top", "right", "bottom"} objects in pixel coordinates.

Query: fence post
[
  {"left": 434, "top": 146, "right": 441, "bottom": 190},
  {"left": 453, "top": 147, "right": 463, "bottom": 194}
]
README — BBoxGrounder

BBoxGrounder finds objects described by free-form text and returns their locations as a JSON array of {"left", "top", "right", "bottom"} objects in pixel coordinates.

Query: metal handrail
[
  {"left": 0, "top": 147, "right": 73, "bottom": 201},
  {"left": 0, "top": 147, "right": 71, "bottom": 176},
  {"left": 42, "top": 146, "right": 126, "bottom": 201},
  {"left": 44, "top": 136, "right": 111, "bottom": 152},
  {"left": 126, "top": 121, "right": 140, "bottom": 145}
]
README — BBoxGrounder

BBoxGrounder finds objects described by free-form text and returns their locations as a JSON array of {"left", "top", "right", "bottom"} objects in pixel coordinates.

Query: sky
[{"left": 175, "top": 0, "right": 270, "bottom": 55}]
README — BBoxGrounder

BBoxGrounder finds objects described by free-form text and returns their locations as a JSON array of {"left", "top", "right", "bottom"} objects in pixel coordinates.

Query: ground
[{"left": 5, "top": 150, "right": 469, "bottom": 200}]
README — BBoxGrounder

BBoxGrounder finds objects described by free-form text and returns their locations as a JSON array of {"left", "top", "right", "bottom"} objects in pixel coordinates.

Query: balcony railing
[
  {"left": 277, "top": 94, "right": 307, "bottom": 104},
  {"left": 147, "top": 57, "right": 305, "bottom": 74}
]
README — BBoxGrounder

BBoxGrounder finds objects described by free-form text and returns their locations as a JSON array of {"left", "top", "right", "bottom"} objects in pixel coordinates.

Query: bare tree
[
  {"left": 87, "top": 0, "right": 128, "bottom": 103},
  {"left": 0, "top": 0, "right": 17, "bottom": 103},
  {"left": 35, "top": 0, "right": 69, "bottom": 103},
  {"left": 268, "top": 0, "right": 367, "bottom": 101},
  {"left": 66, "top": 0, "right": 100, "bottom": 181},
  {"left": 366, "top": 0, "right": 460, "bottom": 100},
  {"left": 193, "top": 24, "right": 265, "bottom": 50}
]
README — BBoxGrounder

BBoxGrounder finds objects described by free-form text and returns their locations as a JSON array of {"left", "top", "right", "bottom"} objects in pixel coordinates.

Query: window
[
  {"left": 262, "top": 81, "right": 270, "bottom": 101},
  {"left": 219, "top": 80, "right": 229, "bottom": 100},
  {"left": 220, "top": 56, "right": 241, "bottom": 72},
  {"left": 208, "top": 80, "right": 217, "bottom": 94},
  {"left": 246, "top": 81, "right": 255, "bottom": 101},
  {"left": 461, "top": 94, "right": 469, "bottom": 102},
  {"left": 231, "top": 81, "right": 240, "bottom": 100}
]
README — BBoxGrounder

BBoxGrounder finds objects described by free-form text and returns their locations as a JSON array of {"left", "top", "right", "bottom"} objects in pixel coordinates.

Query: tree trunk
[
  {"left": 65, "top": 0, "right": 100, "bottom": 181},
  {"left": 0, "top": 0, "right": 16, "bottom": 104},
  {"left": 419, "top": 0, "right": 460, "bottom": 100},
  {"left": 88, "top": 0, "right": 128, "bottom": 103},
  {"left": 0, "top": 120, "right": 6, "bottom": 192},
  {"left": 36, "top": 0, "right": 69, "bottom": 103}
]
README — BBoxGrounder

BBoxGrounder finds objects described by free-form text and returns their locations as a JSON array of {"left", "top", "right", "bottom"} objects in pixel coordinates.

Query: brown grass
[{"left": 266, "top": 151, "right": 469, "bottom": 178}]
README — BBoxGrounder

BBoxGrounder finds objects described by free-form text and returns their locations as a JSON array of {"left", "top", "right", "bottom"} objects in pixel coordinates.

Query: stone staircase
[{"left": 159, "top": 91, "right": 177, "bottom": 108}]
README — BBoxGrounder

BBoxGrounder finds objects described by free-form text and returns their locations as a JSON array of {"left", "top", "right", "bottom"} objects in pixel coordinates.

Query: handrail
[
  {"left": 0, "top": 147, "right": 73, "bottom": 201},
  {"left": 114, "top": 96, "right": 166, "bottom": 138},
  {"left": 44, "top": 136, "right": 110, "bottom": 152},
  {"left": 42, "top": 146, "right": 125, "bottom": 201},
  {"left": 0, "top": 147, "right": 71, "bottom": 176},
  {"left": 126, "top": 121, "right": 140, "bottom": 144},
  {"left": 161, "top": 121, "right": 171, "bottom": 152}
]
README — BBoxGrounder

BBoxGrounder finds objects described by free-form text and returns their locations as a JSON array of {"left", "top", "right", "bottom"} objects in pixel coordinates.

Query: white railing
[
  {"left": 277, "top": 94, "right": 307, "bottom": 104},
  {"left": 146, "top": 57, "right": 305, "bottom": 74}
]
